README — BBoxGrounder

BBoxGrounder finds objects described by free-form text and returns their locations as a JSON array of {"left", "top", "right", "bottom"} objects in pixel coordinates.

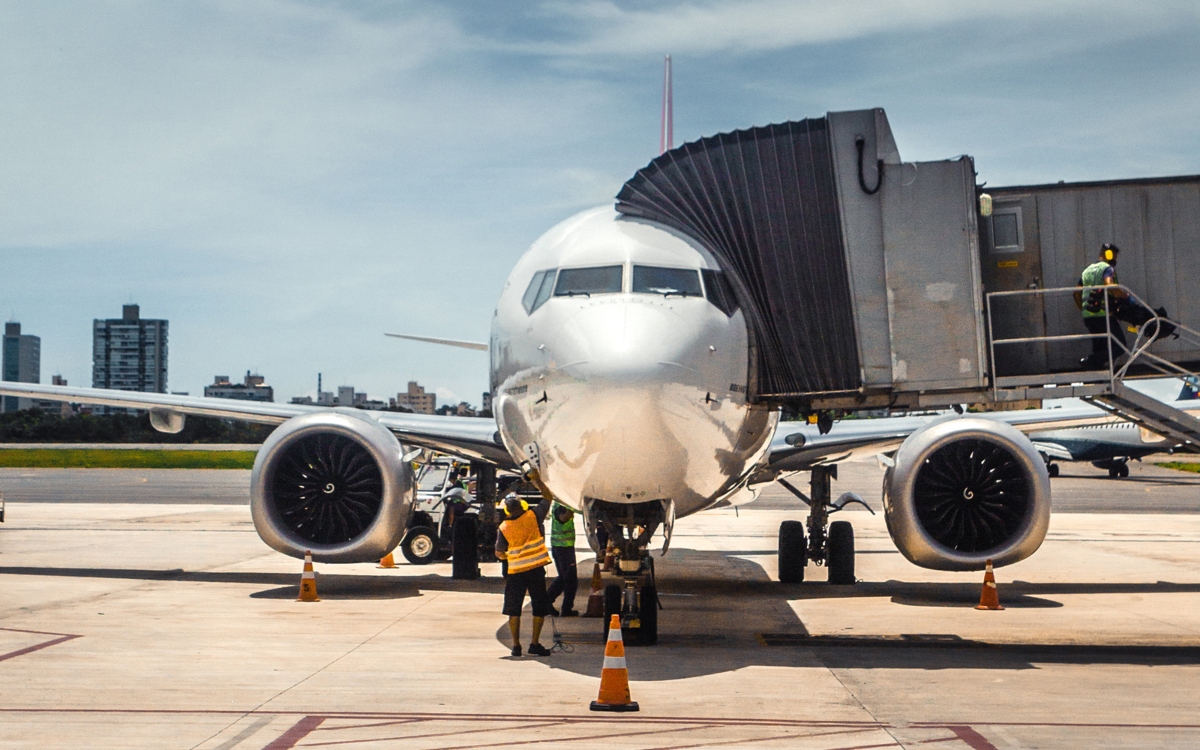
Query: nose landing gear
[
  {"left": 592, "top": 500, "right": 664, "bottom": 646},
  {"left": 777, "top": 465, "right": 862, "bottom": 585}
]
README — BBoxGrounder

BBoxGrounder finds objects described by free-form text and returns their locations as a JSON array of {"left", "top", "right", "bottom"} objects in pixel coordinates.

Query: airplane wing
[
  {"left": 0, "top": 382, "right": 514, "bottom": 467},
  {"left": 765, "top": 402, "right": 1110, "bottom": 473},
  {"left": 1031, "top": 441, "right": 1075, "bottom": 461},
  {"left": 384, "top": 333, "right": 489, "bottom": 351}
]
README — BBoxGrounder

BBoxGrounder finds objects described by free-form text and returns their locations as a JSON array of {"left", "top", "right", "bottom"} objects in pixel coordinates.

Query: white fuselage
[{"left": 489, "top": 207, "right": 777, "bottom": 520}]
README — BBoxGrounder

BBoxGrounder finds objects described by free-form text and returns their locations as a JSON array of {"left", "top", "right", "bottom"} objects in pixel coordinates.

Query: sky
[{"left": 3, "top": 1, "right": 1199, "bottom": 407}]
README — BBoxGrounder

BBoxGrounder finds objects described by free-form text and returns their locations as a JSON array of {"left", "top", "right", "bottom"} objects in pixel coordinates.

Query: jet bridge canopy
[
  {"left": 616, "top": 117, "right": 861, "bottom": 398},
  {"left": 616, "top": 108, "right": 988, "bottom": 407}
]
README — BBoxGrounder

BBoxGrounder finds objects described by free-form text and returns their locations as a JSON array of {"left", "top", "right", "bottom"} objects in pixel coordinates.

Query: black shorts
[{"left": 503, "top": 566, "right": 552, "bottom": 617}]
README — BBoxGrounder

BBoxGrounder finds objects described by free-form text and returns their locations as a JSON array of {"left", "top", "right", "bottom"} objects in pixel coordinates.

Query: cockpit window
[
  {"left": 632, "top": 265, "right": 702, "bottom": 297},
  {"left": 701, "top": 268, "right": 739, "bottom": 317},
  {"left": 554, "top": 265, "right": 623, "bottom": 297},
  {"left": 522, "top": 270, "right": 557, "bottom": 314}
]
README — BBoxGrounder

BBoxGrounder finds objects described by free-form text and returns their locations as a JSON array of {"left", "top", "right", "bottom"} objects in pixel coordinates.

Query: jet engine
[
  {"left": 250, "top": 410, "right": 415, "bottom": 563},
  {"left": 882, "top": 418, "right": 1050, "bottom": 570}
]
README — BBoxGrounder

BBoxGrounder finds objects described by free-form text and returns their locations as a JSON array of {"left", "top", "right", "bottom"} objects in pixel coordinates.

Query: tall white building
[{"left": 93, "top": 304, "right": 168, "bottom": 399}]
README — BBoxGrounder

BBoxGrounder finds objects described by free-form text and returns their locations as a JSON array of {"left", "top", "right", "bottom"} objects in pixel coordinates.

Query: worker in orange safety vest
[{"left": 495, "top": 493, "right": 552, "bottom": 657}]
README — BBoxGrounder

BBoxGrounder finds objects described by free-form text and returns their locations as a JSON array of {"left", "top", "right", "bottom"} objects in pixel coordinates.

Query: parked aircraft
[
  {"left": 5, "top": 95, "right": 1187, "bottom": 642},
  {"left": 1031, "top": 379, "right": 1199, "bottom": 478}
]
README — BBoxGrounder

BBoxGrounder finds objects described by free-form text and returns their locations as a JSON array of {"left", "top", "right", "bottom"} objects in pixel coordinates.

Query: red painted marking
[
  {"left": 948, "top": 725, "right": 1001, "bottom": 750},
  {"left": 299, "top": 720, "right": 570, "bottom": 747},
  {"left": 263, "top": 715, "right": 325, "bottom": 750},
  {"left": 648, "top": 724, "right": 892, "bottom": 748},
  {"left": 0, "top": 627, "right": 82, "bottom": 663}
]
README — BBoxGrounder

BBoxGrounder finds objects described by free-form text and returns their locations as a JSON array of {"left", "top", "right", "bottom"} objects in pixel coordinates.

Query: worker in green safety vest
[
  {"left": 1074, "top": 243, "right": 1128, "bottom": 369},
  {"left": 546, "top": 502, "right": 579, "bottom": 617}
]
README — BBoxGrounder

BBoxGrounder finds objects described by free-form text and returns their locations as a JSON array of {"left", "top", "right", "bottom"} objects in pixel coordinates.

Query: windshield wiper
[
  {"left": 663, "top": 290, "right": 699, "bottom": 298},
  {"left": 561, "top": 291, "right": 592, "bottom": 298}
]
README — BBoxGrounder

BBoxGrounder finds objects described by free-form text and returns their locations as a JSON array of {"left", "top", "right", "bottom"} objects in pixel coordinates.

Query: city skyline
[{"left": 3, "top": 2, "right": 1199, "bottom": 403}]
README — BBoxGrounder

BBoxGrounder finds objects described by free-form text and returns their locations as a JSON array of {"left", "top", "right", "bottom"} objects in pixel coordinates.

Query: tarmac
[{"left": 1, "top": 459, "right": 1199, "bottom": 748}]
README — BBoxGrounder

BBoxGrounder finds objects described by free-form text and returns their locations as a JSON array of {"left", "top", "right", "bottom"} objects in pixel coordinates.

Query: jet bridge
[
  {"left": 616, "top": 108, "right": 1200, "bottom": 448},
  {"left": 617, "top": 108, "right": 988, "bottom": 406}
]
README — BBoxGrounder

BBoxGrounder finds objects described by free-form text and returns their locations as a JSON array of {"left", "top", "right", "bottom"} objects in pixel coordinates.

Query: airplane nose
[{"left": 551, "top": 301, "right": 698, "bottom": 383}]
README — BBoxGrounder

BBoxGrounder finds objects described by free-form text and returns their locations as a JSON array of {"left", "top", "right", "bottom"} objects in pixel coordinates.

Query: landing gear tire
[
  {"left": 1119, "top": 463, "right": 1130, "bottom": 478},
  {"left": 778, "top": 520, "right": 807, "bottom": 583},
  {"left": 401, "top": 526, "right": 438, "bottom": 565},
  {"left": 827, "top": 521, "right": 856, "bottom": 585},
  {"left": 1048, "top": 463, "right": 1060, "bottom": 478},
  {"left": 1108, "top": 464, "right": 1129, "bottom": 479},
  {"left": 602, "top": 583, "right": 622, "bottom": 638},
  {"left": 637, "top": 585, "right": 658, "bottom": 646}
]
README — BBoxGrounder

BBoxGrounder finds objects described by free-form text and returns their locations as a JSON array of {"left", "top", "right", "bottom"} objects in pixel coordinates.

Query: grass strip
[
  {"left": 0, "top": 449, "right": 257, "bottom": 469},
  {"left": 1156, "top": 462, "right": 1200, "bottom": 474}
]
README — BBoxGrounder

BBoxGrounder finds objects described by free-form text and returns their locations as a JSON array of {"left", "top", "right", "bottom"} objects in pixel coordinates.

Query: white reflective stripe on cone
[
  {"left": 607, "top": 629, "right": 622, "bottom": 642},
  {"left": 602, "top": 656, "right": 627, "bottom": 670}
]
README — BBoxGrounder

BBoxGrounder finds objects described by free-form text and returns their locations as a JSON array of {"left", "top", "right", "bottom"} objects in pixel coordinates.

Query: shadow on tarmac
[
  {"left": 5, "top": 558, "right": 1200, "bottom": 675},
  {"left": 0, "top": 566, "right": 506, "bottom": 600},
  {"left": 485, "top": 548, "right": 1200, "bottom": 679}
]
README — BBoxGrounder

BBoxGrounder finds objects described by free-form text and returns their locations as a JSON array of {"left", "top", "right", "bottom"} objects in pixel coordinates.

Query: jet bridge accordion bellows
[{"left": 616, "top": 117, "right": 862, "bottom": 399}]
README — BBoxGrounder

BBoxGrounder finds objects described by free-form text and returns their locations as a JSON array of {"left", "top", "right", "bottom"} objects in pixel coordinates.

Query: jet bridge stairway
[
  {"left": 1084, "top": 383, "right": 1200, "bottom": 454},
  {"left": 988, "top": 284, "right": 1200, "bottom": 453}
]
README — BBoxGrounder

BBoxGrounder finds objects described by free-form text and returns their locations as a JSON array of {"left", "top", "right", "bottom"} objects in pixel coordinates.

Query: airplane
[
  {"left": 0, "top": 195, "right": 1149, "bottom": 639},
  {"left": 2, "top": 87, "right": 1187, "bottom": 643},
  {"left": 1031, "top": 378, "right": 1200, "bottom": 478}
]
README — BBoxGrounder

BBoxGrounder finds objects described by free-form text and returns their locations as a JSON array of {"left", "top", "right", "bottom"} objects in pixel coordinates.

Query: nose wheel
[
  {"left": 777, "top": 466, "right": 859, "bottom": 585},
  {"left": 601, "top": 558, "right": 659, "bottom": 646}
]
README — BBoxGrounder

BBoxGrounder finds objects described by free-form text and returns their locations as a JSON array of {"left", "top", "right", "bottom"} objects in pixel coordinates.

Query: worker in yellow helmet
[
  {"left": 495, "top": 493, "right": 552, "bottom": 657},
  {"left": 1075, "top": 243, "right": 1128, "bottom": 369}
]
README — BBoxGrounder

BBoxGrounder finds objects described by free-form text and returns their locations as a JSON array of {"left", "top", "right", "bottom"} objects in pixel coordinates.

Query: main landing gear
[
  {"left": 594, "top": 500, "right": 663, "bottom": 646},
  {"left": 1094, "top": 458, "right": 1131, "bottom": 478},
  {"left": 777, "top": 465, "right": 866, "bottom": 585}
]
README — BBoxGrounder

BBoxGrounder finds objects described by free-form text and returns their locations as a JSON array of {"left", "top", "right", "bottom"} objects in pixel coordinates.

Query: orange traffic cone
[
  {"left": 297, "top": 550, "right": 320, "bottom": 602},
  {"left": 590, "top": 615, "right": 638, "bottom": 712},
  {"left": 602, "top": 544, "right": 616, "bottom": 572},
  {"left": 377, "top": 552, "right": 396, "bottom": 569},
  {"left": 975, "top": 559, "right": 1003, "bottom": 611},
  {"left": 583, "top": 563, "right": 605, "bottom": 618}
]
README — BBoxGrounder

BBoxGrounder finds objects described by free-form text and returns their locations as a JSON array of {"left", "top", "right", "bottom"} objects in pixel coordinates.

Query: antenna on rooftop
[{"left": 660, "top": 55, "right": 673, "bottom": 155}]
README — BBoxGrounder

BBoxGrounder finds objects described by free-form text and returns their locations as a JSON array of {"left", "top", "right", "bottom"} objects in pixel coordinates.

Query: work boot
[
  {"left": 527, "top": 643, "right": 550, "bottom": 657},
  {"left": 560, "top": 608, "right": 580, "bottom": 617},
  {"left": 510, "top": 644, "right": 521, "bottom": 657},
  {"left": 547, "top": 605, "right": 560, "bottom": 617}
]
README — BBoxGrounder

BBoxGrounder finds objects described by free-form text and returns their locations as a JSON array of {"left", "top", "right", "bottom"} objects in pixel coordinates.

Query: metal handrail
[{"left": 985, "top": 284, "right": 1200, "bottom": 399}]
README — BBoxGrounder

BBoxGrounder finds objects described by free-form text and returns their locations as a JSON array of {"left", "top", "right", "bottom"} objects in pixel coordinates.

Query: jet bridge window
[
  {"left": 521, "top": 269, "right": 557, "bottom": 313},
  {"left": 632, "top": 265, "right": 702, "bottom": 297},
  {"left": 701, "top": 269, "right": 739, "bottom": 317},
  {"left": 990, "top": 209, "right": 1023, "bottom": 253},
  {"left": 554, "top": 265, "right": 623, "bottom": 297}
]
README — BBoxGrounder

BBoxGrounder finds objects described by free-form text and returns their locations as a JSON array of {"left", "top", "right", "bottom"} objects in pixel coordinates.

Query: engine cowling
[
  {"left": 250, "top": 410, "right": 415, "bottom": 563},
  {"left": 882, "top": 417, "right": 1050, "bottom": 571}
]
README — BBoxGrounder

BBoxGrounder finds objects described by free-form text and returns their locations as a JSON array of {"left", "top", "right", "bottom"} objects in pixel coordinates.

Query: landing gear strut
[
  {"left": 777, "top": 465, "right": 858, "bottom": 585},
  {"left": 594, "top": 500, "right": 663, "bottom": 646}
]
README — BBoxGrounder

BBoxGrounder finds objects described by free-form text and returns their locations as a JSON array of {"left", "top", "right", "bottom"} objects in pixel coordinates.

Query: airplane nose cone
[{"left": 551, "top": 301, "right": 698, "bottom": 383}]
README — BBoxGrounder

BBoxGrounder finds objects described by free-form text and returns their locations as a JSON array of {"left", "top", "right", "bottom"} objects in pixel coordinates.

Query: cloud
[
  {"left": 4, "top": 0, "right": 1200, "bottom": 406},
  {"left": 531, "top": 0, "right": 1199, "bottom": 58}
]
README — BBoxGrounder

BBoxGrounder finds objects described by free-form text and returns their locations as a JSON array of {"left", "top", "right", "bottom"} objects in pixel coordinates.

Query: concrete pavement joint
[{"left": 191, "top": 588, "right": 447, "bottom": 749}]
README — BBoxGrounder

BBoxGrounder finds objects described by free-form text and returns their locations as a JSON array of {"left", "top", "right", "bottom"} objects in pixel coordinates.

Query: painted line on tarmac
[{"left": 0, "top": 626, "right": 82, "bottom": 663}]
